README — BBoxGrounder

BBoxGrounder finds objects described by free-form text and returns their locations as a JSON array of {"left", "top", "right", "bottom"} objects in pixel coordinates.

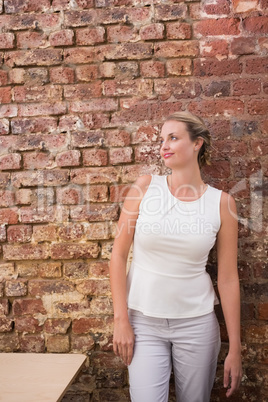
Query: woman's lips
[{"left": 163, "top": 153, "right": 174, "bottom": 158}]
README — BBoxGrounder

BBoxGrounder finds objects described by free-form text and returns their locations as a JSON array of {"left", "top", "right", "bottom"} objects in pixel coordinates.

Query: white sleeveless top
[{"left": 126, "top": 174, "right": 222, "bottom": 319}]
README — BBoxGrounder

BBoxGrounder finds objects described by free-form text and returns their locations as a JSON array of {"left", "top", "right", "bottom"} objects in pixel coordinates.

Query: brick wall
[{"left": 0, "top": 0, "right": 267, "bottom": 400}]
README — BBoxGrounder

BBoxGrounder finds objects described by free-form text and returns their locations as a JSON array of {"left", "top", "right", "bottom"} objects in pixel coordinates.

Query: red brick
[
  {"left": 0, "top": 190, "right": 15, "bottom": 208},
  {"left": 194, "top": 18, "right": 240, "bottom": 36},
  {"left": 154, "top": 79, "right": 200, "bottom": 99},
  {"left": 71, "top": 334, "right": 95, "bottom": 353},
  {"left": 7, "top": 225, "right": 32, "bottom": 243},
  {"left": 104, "top": 130, "right": 130, "bottom": 147},
  {"left": 132, "top": 126, "right": 159, "bottom": 144},
  {"left": 0, "top": 333, "right": 19, "bottom": 352},
  {"left": 204, "top": 0, "right": 230, "bottom": 14},
  {"left": 166, "top": 59, "right": 192, "bottom": 76},
  {"left": 15, "top": 316, "right": 42, "bottom": 333},
  {"left": 46, "top": 335, "right": 70, "bottom": 353},
  {"left": 0, "top": 33, "right": 14, "bottom": 49},
  {"left": 72, "top": 317, "right": 108, "bottom": 334},
  {"left": 28, "top": 280, "right": 75, "bottom": 296},
  {"left": 32, "top": 225, "right": 58, "bottom": 242},
  {"left": 70, "top": 167, "right": 119, "bottom": 184},
  {"left": 0, "top": 225, "right": 6, "bottom": 242},
  {"left": 15, "top": 189, "right": 31, "bottom": 205},
  {"left": 154, "top": 41, "right": 199, "bottom": 58},
  {"left": 3, "top": 243, "right": 49, "bottom": 260},
  {"left": 20, "top": 206, "right": 68, "bottom": 224},
  {"left": 107, "top": 25, "right": 137, "bottom": 43},
  {"left": 64, "top": 10, "right": 97, "bottom": 27},
  {"left": 56, "top": 187, "right": 83, "bottom": 205},
  {"left": 85, "top": 222, "right": 110, "bottom": 239},
  {"left": 55, "top": 150, "right": 81, "bottom": 167},
  {"left": 0, "top": 317, "right": 13, "bottom": 332},
  {"left": 13, "top": 85, "right": 62, "bottom": 103},
  {"left": 4, "top": 0, "right": 50, "bottom": 13},
  {"left": 204, "top": 81, "right": 230, "bottom": 97},
  {"left": 111, "top": 102, "right": 148, "bottom": 125},
  {"left": 0, "top": 71, "right": 8, "bottom": 86},
  {"left": 202, "top": 160, "right": 231, "bottom": 179},
  {"left": 44, "top": 319, "right": 71, "bottom": 334},
  {"left": 39, "top": 262, "right": 62, "bottom": 278},
  {"left": 0, "top": 208, "right": 18, "bottom": 224},
  {"left": 63, "top": 261, "right": 88, "bottom": 279},
  {"left": 258, "top": 303, "right": 268, "bottom": 320},
  {"left": 188, "top": 99, "right": 244, "bottom": 117},
  {"left": 103, "top": 79, "right": 153, "bottom": 97},
  {"left": 69, "top": 98, "right": 118, "bottom": 113},
  {"left": 82, "top": 149, "right": 108, "bottom": 166},
  {"left": 83, "top": 185, "right": 109, "bottom": 203},
  {"left": 194, "top": 58, "right": 242, "bottom": 76},
  {"left": 76, "top": 279, "right": 111, "bottom": 296},
  {"left": 233, "top": 79, "right": 261, "bottom": 96},
  {"left": 18, "top": 102, "right": 66, "bottom": 117},
  {"left": 140, "top": 23, "right": 164, "bottom": 40},
  {"left": 0, "top": 262, "right": 15, "bottom": 278},
  {"left": 58, "top": 223, "right": 84, "bottom": 241},
  {"left": 51, "top": 242, "right": 99, "bottom": 259},
  {"left": 232, "top": 0, "right": 259, "bottom": 13},
  {"left": 243, "top": 16, "right": 268, "bottom": 34},
  {"left": 5, "top": 49, "right": 62, "bottom": 68},
  {"left": 71, "top": 131, "right": 104, "bottom": 149},
  {"left": 63, "top": 47, "right": 104, "bottom": 64},
  {"left": 103, "top": 43, "right": 153, "bottom": 60},
  {"left": 155, "top": 4, "right": 187, "bottom": 21},
  {"left": 166, "top": 22, "right": 191, "bottom": 40},
  {"left": 0, "top": 87, "right": 11, "bottom": 103},
  {"left": 248, "top": 99, "right": 268, "bottom": 115},
  {"left": 70, "top": 204, "right": 119, "bottom": 222},
  {"left": 0, "top": 119, "right": 9, "bottom": 136},
  {"left": 135, "top": 144, "right": 161, "bottom": 163},
  {"left": 16, "top": 32, "right": 48, "bottom": 49},
  {"left": 23, "top": 68, "right": 49, "bottom": 86},
  {"left": 76, "top": 26, "right": 105, "bottom": 45},
  {"left": 250, "top": 139, "right": 268, "bottom": 156},
  {"left": 50, "top": 67, "right": 75, "bottom": 84},
  {"left": 13, "top": 299, "right": 46, "bottom": 315},
  {"left": 64, "top": 82, "right": 102, "bottom": 100},
  {"left": 11, "top": 170, "right": 69, "bottom": 188},
  {"left": 150, "top": 101, "right": 183, "bottom": 121},
  {"left": 19, "top": 335, "right": 45, "bottom": 353},
  {"left": 11, "top": 117, "right": 57, "bottom": 134},
  {"left": 109, "top": 147, "right": 133, "bottom": 165},
  {"left": 0, "top": 173, "right": 10, "bottom": 189},
  {"left": 23, "top": 152, "right": 54, "bottom": 170},
  {"left": 231, "top": 37, "right": 256, "bottom": 55},
  {"left": 5, "top": 280, "right": 27, "bottom": 297},
  {"left": 140, "top": 60, "right": 165, "bottom": 78},
  {"left": 0, "top": 299, "right": 9, "bottom": 315},
  {"left": 245, "top": 57, "right": 268, "bottom": 74},
  {"left": 49, "top": 29, "right": 74, "bottom": 47},
  {"left": 76, "top": 65, "right": 99, "bottom": 82}
]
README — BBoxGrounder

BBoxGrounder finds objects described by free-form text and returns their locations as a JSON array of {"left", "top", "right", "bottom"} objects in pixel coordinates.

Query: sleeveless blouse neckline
[{"left": 165, "top": 175, "right": 210, "bottom": 204}]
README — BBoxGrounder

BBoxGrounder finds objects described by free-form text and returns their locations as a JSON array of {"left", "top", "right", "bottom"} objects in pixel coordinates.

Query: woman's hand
[
  {"left": 113, "top": 319, "right": 135, "bottom": 366},
  {"left": 224, "top": 351, "right": 242, "bottom": 397}
]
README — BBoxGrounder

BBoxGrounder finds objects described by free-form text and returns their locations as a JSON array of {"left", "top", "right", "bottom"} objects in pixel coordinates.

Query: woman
[{"left": 109, "top": 112, "right": 242, "bottom": 402}]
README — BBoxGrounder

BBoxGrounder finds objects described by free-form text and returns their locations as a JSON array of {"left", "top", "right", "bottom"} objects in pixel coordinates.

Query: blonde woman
[{"left": 109, "top": 112, "right": 242, "bottom": 402}]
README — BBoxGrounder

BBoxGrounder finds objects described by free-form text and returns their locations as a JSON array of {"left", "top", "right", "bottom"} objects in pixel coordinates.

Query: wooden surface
[{"left": 0, "top": 353, "right": 87, "bottom": 402}]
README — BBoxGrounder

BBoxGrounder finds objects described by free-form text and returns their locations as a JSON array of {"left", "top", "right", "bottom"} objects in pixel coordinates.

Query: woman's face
[{"left": 160, "top": 120, "right": 200, "bottom": 168}]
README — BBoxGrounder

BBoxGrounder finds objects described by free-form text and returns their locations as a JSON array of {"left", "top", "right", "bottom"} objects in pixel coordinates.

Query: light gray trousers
[{"left": 128, "top": 309, "right": 221, "bottom": 402}]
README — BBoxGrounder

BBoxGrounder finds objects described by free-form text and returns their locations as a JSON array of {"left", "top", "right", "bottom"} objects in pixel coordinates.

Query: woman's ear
[{"left": 194, "top": 137, "right": 204, "bottom": 151}]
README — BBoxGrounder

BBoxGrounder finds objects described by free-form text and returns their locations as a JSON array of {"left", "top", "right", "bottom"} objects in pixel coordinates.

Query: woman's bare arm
[{"left": 217, "top": 191, "right": 242, "bottom": 398}]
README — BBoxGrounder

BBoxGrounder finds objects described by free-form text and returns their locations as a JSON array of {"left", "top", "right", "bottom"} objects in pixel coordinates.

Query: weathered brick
[
  {"left": 44, "top": 318, "right": 71, "bottom": 334},
  {"left": 140, "top": 60, "right": 165, "bottom": 78},
  {"left": 109, "top": 147, "right": 133, "bottom": 165},
  {"left": 135, "top": 144, "right": 161, "bottom": 163},
  {"left": 82, "top": 149, "right": 108, "bottom": 166},
  {"left": 245, "top": 57, "right": 268, "bottom": 74},
  {"left": 83, "top": 185, "right": 109, "bottom": 203},
  {"left": 232, "top": 0, "right": 259, "bottom": 13},
  {"left": 11, "top": 117, "right": 57, "bottom": 134},
  {"left": 4, "top": 0, "right": 50, "bottom": 13},
  {"left": 28, "top": 280, "right": 75, "bottom": 296},
  {"left": 155, "top": 4, "right": 187, "bottom": 21},
  {"left": 82, "top": 113, "right": 110, "bottom": 129},
  {"left": 154, "top": 41, "right": 199, "bottom": 58},
  {"left": 0, "top": 208, "right": 18, "bottom": 224},
  {"left": 49, "top": 29, "right": 74, "bottom": 47},
  {"left": 76, "top": 65, "right": 99, "bottom": 82},
  {"left": 57, "top": 186, "right": 83, "bottom": 205},
  {"left": 11, "top": 170, "right": 69, "bottom": 188},
  {"left": 15, "top": 316, "right": 42, "bottom": 333},
  {"left": 69, "top": 98, "right": 118, "bottom": 113},
  {"left": 107, "top": 25, "right": 137, "bottom": 43},
  {"left": 32, "top": 225, "right": 58, "bottom": 242},
  {"left": 194, "top": 18, "right": 240, "bottom": 37},
  {"left": 13, "top": 85, "right": 62, "bottom": 103},
  {"left": 63, "top": 261, "right": 88, "bottom": 279},
  {"left": 0, "top": 262, "right": 15, "bottom": 279},
  {"left": 0, "top": 224, "right": 6, "bottom": 242},
  {"left": 231, "top": 37, "right": 256, "bottom": 55},
  {"left": 18, "top": 102, "right": 66, "bottom": 117},
  {"left": 194, "top": 59, "right": 242, "bottom": 76},
  {"left": 243, "top": 16, "right": 268, "bottom": 34},
  {"left": 85, "top": 221, "right": 110, "bottom": 240},
  {"left": 248, "top": 99, "right": 268, "bottom": 115},
  {"left": 19, "top": 334, "right": 45, "bottom": 353},
  {"left": 0, "top": 70, "right": 8, "bottom": 86},
  {"left": 63, "top": 47, "right": 104, "bottom": 64},
  {"left": 3, "top": 243, "right": 50, "bottom": 260},
  {"left": 203, "top": 0, "right": 230, "bottom": 14},
  {"left": 5, "top": 49, "right": 63, "bottom": 68},
  {"left": 0, "top": 333, "right": 19, "bottom": 352},
  {"left": 70, "top": 204, "right": 119, "bottom": 222},
  {"left": 50, "top": 67, "right": 75, "bottom": 84},
  {"left": 0, "top": 119, "right": 9, "bottom": 135},
  {"left": 51, "top": 242, "right": 99, "bottom": 259},
  {"left": 71, "top": 334, "right": 95, "bottom": 353},
  {"left": 166, "top": 22, "right": 191, "bottom": 40},
  {"left": 46, "top": 335, "right": 70, "bottom": 353},
  {"left": 72, "top": 317, "right": 108, "bottom": 334},
  {"left": 76, "top": 279, "right": 110, "bottom": 295},
  {"left": 7, "top": 225, "right": 32, "bottom": 243},
  {"left": 154, "top": 79, "right": 200, "bottom": 99},
  {"left": 0, "top": 190, "right": 15, "bottom": 208},
  {"left": 104, "top": 130, "right": 130, "bottom": 147},
  {"left": 233, "top": 79, "right": 261, "bottom": 96},
  {"left": 189, "top": 99, "right": 244, "bottom": 117},
  {"left": 102, "top": 43, "right": 153, "bottom": 60},
  {"left": 13, "top": 299, "right": 46, "bottom": 316},
  {"left": 204, "top": 81, "right": 230, "bottom": 97},
  {"left": 0, "top": 317, "right": 13, "bottom": 332},
  {"left": 5, "top": 280, "right": 27, "bottom": 297},
  {"left": 0, "top": 105, "right": 17, "bottom": 118},
  {"left": 15, "top": 189, "right": 31, "bottom": 205},
  {"left": 0, "top": 300, "right": 9, "bottom": 315},
  {"left": 16, "top": 32, "right": 48, "bottom": 49},
  {"left": 64, "top": 10, "right": 98, "bottom": 27},
  {"left": 39, "top": 262, "right": 62, "bottom": 278},
  {"left": 23, "top": 152, "right": 55, "bottom": 170},
  {"left": 140, "top": 23, "right": 164, "bottom": 40},
  {"left": 70, "top": 167, "right": 119, "bottom": 184},
  {"left": 56, "top": 150, "right": 81, "bottom": 167},
  {"left": 0, "top": 33, "right": 15, "bottom": 49},
  {"left": 58, "top": 223, "right": 84, "bottom": 241},
  {"left": 166, "top": 59, "right": 192, "bottom": 76},
  {"left": 64, "top": 83, "right": 102, "bottom": 100},
  {"left": 76, "top": 26, "right": 105, "bottom": 45}
]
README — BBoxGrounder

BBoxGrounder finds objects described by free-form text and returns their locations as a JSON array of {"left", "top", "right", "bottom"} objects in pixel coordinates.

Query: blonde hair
[{"left": 164, "top": 111, "right": 211, "bottom": 168}]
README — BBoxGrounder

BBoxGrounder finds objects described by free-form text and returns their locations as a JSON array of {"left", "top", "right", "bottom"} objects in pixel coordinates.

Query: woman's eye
[{"left": 171, "top": 136, "right": 177, "bottom": 140}]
